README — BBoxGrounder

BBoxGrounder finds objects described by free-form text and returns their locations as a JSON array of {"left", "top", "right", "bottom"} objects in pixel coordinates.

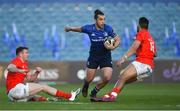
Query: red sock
[
  {"left": 37, "top": 96, "right": 47, "bottom": 101},
  {"left": 29, "top": 96, "right": 47, "bottom": 102},
  {"left": 55, "top": 90, "right": 72, "bottom": 99},
  {"left": 112, "top": 87, "right": 121, "bottom": 94}
]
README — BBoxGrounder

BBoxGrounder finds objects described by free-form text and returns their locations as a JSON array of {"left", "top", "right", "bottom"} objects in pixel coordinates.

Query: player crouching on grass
[
  {"left": 99, "top": 17, "right": 157, "bottom": 102},
  {"left": 6, "top": 46, "right": 80, "bottom": 102}
]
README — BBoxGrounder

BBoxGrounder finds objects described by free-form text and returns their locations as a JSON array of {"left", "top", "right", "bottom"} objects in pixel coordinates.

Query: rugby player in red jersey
[
  {"left": 6, "top": 46, "right": 80, "bottom": 102},
  {"left": 101, "top": 17, "right": 157, "bottom": 102}
]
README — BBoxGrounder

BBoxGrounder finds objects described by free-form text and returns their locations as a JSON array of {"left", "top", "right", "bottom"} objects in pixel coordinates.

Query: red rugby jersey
[
  {"left": 135, "top": 29, "right": 157, "bottom": 69},
  {"left": 6, "top": 57, "right": 28, "bottom": 93}
]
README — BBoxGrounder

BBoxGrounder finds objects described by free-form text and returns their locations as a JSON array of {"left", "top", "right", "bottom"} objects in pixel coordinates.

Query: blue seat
[{"left": 0, "top": 2, "right": 179, "bottom": 61}]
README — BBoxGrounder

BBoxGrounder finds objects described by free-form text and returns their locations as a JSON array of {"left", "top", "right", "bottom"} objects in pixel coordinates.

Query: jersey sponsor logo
[
  {"left": 98, "top": 36, "right": 103, "bottom": 39},
  {"left": 91, "top": 38, "right": 104, "bottom": 42},
  {"left": 91, "top": 33, "right": 96, "bottom": 36},
  {"left": 91, "top": 35, "right": 106, "bottom": 42}
]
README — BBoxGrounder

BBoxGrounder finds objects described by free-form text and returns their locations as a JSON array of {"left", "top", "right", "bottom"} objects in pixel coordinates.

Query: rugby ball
[{"left": 104, "top": 37, "right": 115, "bottom": 46}]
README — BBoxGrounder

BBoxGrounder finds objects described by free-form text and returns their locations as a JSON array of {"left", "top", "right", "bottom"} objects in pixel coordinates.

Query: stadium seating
[{"left": 0, "top": 2, "right": 179, "bottom": 61}]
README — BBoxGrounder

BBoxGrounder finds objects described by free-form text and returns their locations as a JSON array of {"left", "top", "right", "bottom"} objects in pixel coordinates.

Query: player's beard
[{"left": 23, "top": 56, "right": 28, "bottom": 61}]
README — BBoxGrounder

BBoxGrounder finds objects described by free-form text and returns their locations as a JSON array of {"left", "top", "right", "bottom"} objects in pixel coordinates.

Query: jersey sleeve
[
  {"left": 81, "top": 25, "right": 91, "bottom": 34},
  {"left": 108, "top": 26, "right": 117, "bottom": 38},
  {"left": 135, "top": 31, "right": 144, "bottom": 42}
]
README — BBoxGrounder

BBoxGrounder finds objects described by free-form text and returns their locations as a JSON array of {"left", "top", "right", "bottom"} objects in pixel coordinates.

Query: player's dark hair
[
  {"left": 16, "top": 46, "right": 28, "bottom": 55},
  {"left": 94, "top": 9, "right": 104, "bottom": 20},
  {"left": 139, "top": 17, "right": 149, "bottom": 29}
]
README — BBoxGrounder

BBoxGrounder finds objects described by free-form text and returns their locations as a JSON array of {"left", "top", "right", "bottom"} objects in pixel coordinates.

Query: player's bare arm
[
  {"left": 117, "top": 40, "right": 141, "bottom": 66},
  {"left": 7, "top": 64, "right": 28, "bottom": 73},
  {"left": 112, "top": 35, "right": 120, "bottom": 50},
  {"left": 65, "top": 26, "right": 82, "bottom": 32},
  {"left": 26, "top": 67, "right": 42, "bottom": 82}
]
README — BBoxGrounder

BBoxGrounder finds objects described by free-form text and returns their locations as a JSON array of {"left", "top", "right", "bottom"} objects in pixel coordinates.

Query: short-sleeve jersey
[
  {"left": 6, "top": 57, "right": 29, "bottom": 93},
  {"left": 81, "top": 24, "right": 117, "bottom": 56},
  {"left": 135, "top": 29, "right": 157, "bottom": 69}
]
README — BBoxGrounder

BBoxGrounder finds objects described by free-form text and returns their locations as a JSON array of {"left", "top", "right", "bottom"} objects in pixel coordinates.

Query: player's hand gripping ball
[{"left": 104, "top": 37, "right": 115, "bottom": 50}]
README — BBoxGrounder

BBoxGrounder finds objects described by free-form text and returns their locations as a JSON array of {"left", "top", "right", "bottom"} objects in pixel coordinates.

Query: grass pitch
[{"left": 0, "top": 83, "right": 180, "bottom": 110}]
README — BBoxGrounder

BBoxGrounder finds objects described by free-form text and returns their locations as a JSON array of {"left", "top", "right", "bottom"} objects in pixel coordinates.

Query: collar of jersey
[{"left": 93, "top": 24, "right": 104, "bottom": 31}]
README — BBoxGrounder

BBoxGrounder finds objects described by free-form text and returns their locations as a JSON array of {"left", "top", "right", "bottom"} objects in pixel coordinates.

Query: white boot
[{"left": 69, "top": 88, "right": 81, "bottom": 101}]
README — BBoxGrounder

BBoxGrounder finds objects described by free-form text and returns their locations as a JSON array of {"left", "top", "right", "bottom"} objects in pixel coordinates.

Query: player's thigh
[
  {"left": 101, "top": 67, "right": 113, "bottom": 80},
  {"left": 28, "top": 83, "right": 44, "bottom": 96},
  {"left": 8, "top": 83, "right": 29, "bottom": 101},
  {"left": 86, "top": 57, "right": 98, "bottom": 79},
  {"left": 125, "top": 76, "right": 137, "bottom": 84},
  {"left": 120, "top": 64, "right": 137, "bottom": 81},
  {"left": 29, "top": 83, "right": 57, "bottom": 96},
  {"left": 86, "top": 68, "right": 97, "bottom": 80},
  {"left": 119, "top": 65, "right": 137, "bottom": 84}
]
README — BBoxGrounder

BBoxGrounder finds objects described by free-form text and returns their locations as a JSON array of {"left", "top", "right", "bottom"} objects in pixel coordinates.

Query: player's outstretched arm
[
  {"left": 117, "top": 40, "right": 140, "bottom": 66},
  {"left": 27, "top": 67, "right": 42, "bottom": 82},
  {"left": 124, "top": 40, "right": 141, "bottom": 58},
  {"left": 7, "top": 64, "right": 28, "bottom": 74},
  {"left": 65, "top": 26, "right": 82, "bottom": 32}
]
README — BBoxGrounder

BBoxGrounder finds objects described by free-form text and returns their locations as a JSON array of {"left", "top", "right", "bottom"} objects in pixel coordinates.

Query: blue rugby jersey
[{"left": 81, "top": 24, "right": 117, "bottom": 56}]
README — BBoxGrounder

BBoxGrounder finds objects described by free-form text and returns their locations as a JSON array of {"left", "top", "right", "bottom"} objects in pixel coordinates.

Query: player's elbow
[
  {"left": 7, "top": 64, "right": 15, "bottom": 72},
  {"left": 131, "top": 43, "right": 140, "bottom": 53},
  {"left": 132, "top": 48, "right": 137, "bottom": 54}
]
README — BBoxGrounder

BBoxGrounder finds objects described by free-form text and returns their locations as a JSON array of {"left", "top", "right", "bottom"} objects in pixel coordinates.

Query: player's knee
[
  {"left": 39, "top": 84, "right": 46, "bottom": 91},
  {"left": 86, "top": 76, "right": 94, "bottom": 83},
  {"left": 103, "top": 75, "right": 111, "bottom": 82},
  {"left": 104, "top": 73, "right": 112, "bottom": 82}
]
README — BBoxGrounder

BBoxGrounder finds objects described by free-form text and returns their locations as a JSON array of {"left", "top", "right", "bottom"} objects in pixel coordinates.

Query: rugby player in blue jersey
[{"left": 65, "top": 9, "right": 120, "bottom": 101}]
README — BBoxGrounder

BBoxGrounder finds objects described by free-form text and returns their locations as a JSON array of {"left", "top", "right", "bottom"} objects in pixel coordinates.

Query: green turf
[{"left": 0, "top": 83, "right": 180, "bottom": 110}]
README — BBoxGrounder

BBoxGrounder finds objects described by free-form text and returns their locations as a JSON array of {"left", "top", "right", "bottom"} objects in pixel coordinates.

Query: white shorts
[
  {"left": 8, "top": 83, "right": 30, "bottom": 102},
  {"left": 132, "top": 61, "right": 153, "bottom": 81}
]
